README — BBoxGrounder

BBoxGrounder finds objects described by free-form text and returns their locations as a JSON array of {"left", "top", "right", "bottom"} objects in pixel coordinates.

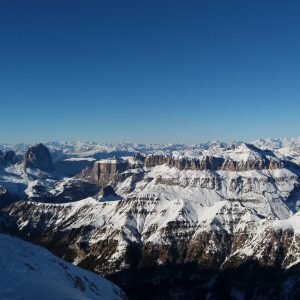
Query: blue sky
[{"left": 1, "top": 0, "right": 300, "bottom": 144}]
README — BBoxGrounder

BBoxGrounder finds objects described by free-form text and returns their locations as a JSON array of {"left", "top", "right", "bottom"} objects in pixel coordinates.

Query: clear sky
[{"left": 1, "top": 0, "right": 300, "bottom": 144}]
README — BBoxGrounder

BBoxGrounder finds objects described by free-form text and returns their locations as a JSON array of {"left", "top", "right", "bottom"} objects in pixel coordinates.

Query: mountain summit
[{"left": 24, "top": 143, "right": 54, "bottom": 172}]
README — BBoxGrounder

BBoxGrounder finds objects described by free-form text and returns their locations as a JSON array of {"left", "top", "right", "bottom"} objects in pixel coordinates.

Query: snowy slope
[{"left": 0, "top": 233, "right": 125, "bottom": 300}]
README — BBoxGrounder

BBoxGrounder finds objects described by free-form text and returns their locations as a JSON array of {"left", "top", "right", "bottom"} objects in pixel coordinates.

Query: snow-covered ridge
[
  {"left": 0, "top": 233, "right": 125, "bottom": 300},
  {"left": 5, "top": 194, "right": 300, "bottom": 273}
]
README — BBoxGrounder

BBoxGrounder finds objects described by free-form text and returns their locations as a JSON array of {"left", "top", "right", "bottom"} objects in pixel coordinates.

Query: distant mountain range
[{"left": 2, "top": 137, "right": 300, "bottom": 154}]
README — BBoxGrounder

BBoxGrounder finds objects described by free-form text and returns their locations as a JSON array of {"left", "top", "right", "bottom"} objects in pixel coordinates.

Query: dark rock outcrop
[
  {"left": 0, "top": 187, "right": 17, "bottom": 209},
  {"left": 24, "top": 143, "right": 54, "bottom": 172},
  {"left": 102, "top": 185, "right": 117, "bottom": 197},
  {"left": 0, "top": 150, "right": 18, "bottom": 165}
]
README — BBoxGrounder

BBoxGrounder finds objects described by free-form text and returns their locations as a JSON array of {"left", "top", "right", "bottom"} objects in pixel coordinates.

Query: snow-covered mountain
[
  {"left": 1, "top": 138, "right": 300, "bottom": 200},
  {"left": 0, "top": 233, "right": 125, "bottom": 300},
  {"left": 1, "top": 139, "right": 300, "bottom": 298}
]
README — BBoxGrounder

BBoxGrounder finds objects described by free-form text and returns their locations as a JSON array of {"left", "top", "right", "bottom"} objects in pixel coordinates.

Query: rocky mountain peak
[
  {"left": 0, "top": 150, "right": 18, "bottom": 165},
  {"left": 237, "top": 142, "right": 275, "bottom": 156},
  {"left": 24, "top": 143, "right": 54, "bottom": 172}
]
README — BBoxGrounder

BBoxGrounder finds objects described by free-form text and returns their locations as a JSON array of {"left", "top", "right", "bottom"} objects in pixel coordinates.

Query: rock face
[
  {"left": 24, "top": 143, "right": 54, "bottom": 172},
  {"left": 144, "top": 152, "right": 283, "bottom": 172},
  {"left": 144, "top": 154, "right": 225, "bottom": 170},
  {"left": 0, "top": 187, "right": 17, "bottom": 209},
  {"left": 82, "top": 158, "right": 128, "bottom": 187},
  {"left": 0, "top": 150, "right": 18, "bottom": 165},
  {"left": 102, "top": 185, "right": 117, "bottom": 197}
]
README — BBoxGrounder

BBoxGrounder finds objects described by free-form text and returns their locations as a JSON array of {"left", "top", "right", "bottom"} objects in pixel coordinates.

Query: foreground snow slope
[{"left": 0, "top": 233, "right": 125, "bottom": 300}]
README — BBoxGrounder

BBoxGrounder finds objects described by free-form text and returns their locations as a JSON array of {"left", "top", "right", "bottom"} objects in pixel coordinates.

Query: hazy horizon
[{"left": 2, "top": 135, "right": 300, "bottom": 147}]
